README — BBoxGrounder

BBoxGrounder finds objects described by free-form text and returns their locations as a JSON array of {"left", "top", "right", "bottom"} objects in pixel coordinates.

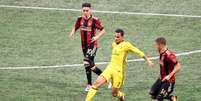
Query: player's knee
[
  {"left": 84, "top": 59, "right": 91, "bottom": 69},
  {"left": 91, "top": 65, "right": 96, "bottom": 70},
  {"left": 94, "top": 76, "right": 106, "bottom": 88},
  {"left": 95, "top": 77, "right": 103, "bottom": 85},
  {"left": 84, "top": 61, "right": 90, "bottom": 67},
  {"left": 89, "top": 60, "right": 95, "bottom": 68},
  {"left": 83, "top": 58, "right": 95, "bottom": 68}
]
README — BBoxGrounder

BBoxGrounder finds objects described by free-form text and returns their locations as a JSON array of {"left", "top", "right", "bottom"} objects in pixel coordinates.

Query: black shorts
[
  {"left": 149, "top": 79, "right": 175, "bottom": 99},
  {"left": 82, "top": 45, "right": 97, "bottom": 61}
]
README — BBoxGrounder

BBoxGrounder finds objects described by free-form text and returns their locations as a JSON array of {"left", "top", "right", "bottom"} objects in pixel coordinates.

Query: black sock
[
  {"left": 92, "top": 67, "right": 102, "bottom": 75},
  {"left": 85, "top": 67, "right": 92, "bottom": 85}
]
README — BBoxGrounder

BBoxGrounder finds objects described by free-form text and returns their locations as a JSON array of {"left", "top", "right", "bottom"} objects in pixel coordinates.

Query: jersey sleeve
[
  {"left": 74, "top": 17, "right": 81, "bottom": 31},
  {"left": 126, "top": 42, "right": 145, "bottom": 57},
  {"left": 95, "top": 18, "right": 104, "bottom": 30},
  {"left": 167, "top": 53, "right": 178, "bottom": 65}
]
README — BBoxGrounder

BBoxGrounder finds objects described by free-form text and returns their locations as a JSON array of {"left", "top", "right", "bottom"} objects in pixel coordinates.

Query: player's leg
[
  {"left": 88, "top": 47, "right": 102, "bottom": 75},
  {"left": 85, "top": 46, "right": 102, "bottom": 75},
  {"left": 90, "top": 54, "right": 113, "bottom": 90},
  {"left": 83, "top": 46, "right": 102, "bottom": 91},
  {"left": 149, "top": 79, "right": 162, "bottom": 100},
  {"left": 112, "top": 70, "right": 125, "bottom": 100},
  {"left": 84, "top": 56, "right": 102, "bottom": 76},
  {"left": 83, "top": 49, "right": 93, "bottom": 91},
  {"left": 85, "top": 75, "right": 107, "bottom": 101},
  {"left": 90, "top": 57, "right": 102, "bottom": 75},
  {"left": 85, "top": 67, "right": 112, "bottom": 101},
  {"left": 164, "top": 83, "right": 177, "bottom": 101}
]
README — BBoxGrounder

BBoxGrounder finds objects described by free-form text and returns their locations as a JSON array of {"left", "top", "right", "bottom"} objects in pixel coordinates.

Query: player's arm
[
  {"left": 91, "top": 28, "right": 105, "bottom": 42},
  {"left": 162, "top": 63, "right": 181, "bottom": 82},
  {"left": 162, "top": 55, "right": 181, "bottom": 81},
  {"left": 69, "top": 17, "right": 81, "bottom": 38},
  {"left": 127, "top": 42, "right": 154, "bottom": 67},
  {"left": 142, "top": 55, "right": 154, "bottom": 67},
  {"left": 69, "top": 26, "right": 76, "bottom": 37},
  {"left": 169, "top": 63, "right": 181, "bottom": 77},
  {"left": 91, "top": 18, "right": 105, "bottom": 42}
]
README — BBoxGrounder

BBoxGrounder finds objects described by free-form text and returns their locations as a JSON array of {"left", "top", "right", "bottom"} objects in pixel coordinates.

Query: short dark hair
[
  {"left": 155, "top": 37, "right": 166, "bottom": 45},
  {"left": 115, "top": 28, "right": 124, "bottom": 36},
  {"left": 82, "top": 3, "right": 91, "bottom": 8}
]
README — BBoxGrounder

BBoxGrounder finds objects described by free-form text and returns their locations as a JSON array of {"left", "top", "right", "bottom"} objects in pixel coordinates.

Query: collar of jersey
[
  {"left": 160, "top": 48, "right": 168, "bottom": 55},
  {"left": 82, "top": 15, "right": 92, "bottom": 20}
]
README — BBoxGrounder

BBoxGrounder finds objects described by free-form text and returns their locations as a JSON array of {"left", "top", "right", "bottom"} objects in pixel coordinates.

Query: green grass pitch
[{"left": 0, "top": 0, "right": 201, "bottom": 101}]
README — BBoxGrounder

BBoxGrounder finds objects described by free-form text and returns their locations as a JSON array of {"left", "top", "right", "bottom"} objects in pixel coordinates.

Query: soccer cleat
[
  {"left": 85, "top": 84, "right": 92, "bottom": 92},
  {"left": 108, "top": 81, "right": 112, "bottom": 89},
  {"left": 171, "top": 96, "right": 177, "bottom": 101},
  {"left": 119, "top": 96, "right": 125, "bottom": 101}
]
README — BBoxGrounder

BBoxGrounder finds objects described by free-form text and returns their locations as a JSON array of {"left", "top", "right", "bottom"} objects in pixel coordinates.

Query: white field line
[
  {"left": 0, "top": 49, "right": 201, "bottom": 70},
  {"left": 0, "top": 5, "right": 201, "bottom": 18}
]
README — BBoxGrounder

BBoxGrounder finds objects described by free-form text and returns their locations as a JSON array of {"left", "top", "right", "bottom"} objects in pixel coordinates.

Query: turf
[{"left": 0, "top": 0, "right": 201, "bottom": 101}]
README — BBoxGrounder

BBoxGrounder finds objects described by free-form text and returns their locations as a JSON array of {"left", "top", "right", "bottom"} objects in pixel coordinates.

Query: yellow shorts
[{"left": 100, "top": 64, "right": 125, "bottom": 88}]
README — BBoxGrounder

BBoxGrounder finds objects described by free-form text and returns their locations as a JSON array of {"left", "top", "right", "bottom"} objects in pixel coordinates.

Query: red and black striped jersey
[
  {"left": 74, "top": 15, "right": 104, "bottom": 49},
  {"left": 159, "top": 49, "right": 178, "bottom": 83}
]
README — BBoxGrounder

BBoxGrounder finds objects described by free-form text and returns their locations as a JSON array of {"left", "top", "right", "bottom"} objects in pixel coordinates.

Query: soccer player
[
  {"left": 85, "top": 29, "right": 154, "bottom": 101},
  {"left": 69, "top": 3, "right": 105, "bottom": 91},
  {"left": 149, "top": 37, "right": 181, "bottom": 101}
]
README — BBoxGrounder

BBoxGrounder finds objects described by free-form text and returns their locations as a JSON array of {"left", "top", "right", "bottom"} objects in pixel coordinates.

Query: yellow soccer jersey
[{"left": 109, "top": 41, "right": 145, "bottom": 71}]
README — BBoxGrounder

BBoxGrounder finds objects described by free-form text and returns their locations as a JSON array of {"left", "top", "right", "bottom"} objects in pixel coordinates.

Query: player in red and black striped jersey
[
  {"left": 150, "top": 37, "right": 181, "bottom": 101},
  {"left": 69, "top": 3, "right": 105, "bottom": 91}
]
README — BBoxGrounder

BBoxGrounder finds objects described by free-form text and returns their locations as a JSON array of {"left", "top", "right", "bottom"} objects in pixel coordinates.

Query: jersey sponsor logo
[{"left": 80, "top": 26, "right": 92, "bottom": 31}]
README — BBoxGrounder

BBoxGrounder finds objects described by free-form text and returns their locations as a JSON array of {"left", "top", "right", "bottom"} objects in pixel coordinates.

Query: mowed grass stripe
[{"left": 1, "top": 5, "right": 201, "bottom": 18}]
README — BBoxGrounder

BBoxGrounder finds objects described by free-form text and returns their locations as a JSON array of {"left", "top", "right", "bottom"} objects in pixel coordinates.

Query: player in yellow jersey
[{"left": 85, "top": 29, "right": 154, "bottom": 101}]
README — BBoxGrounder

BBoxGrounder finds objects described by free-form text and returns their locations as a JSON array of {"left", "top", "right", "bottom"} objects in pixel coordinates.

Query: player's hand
[
  {"left": 91, "top": 36, "right": 98, "bottom": 43},
  {"left": 69, "top": 32, "right": 75, "bottom": 39},
  {"left": 147, "top": 60, "right": 154, "bottom": 68},
  {"left": 162, "top": 75, "right": 170, "bottom": 82}
]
